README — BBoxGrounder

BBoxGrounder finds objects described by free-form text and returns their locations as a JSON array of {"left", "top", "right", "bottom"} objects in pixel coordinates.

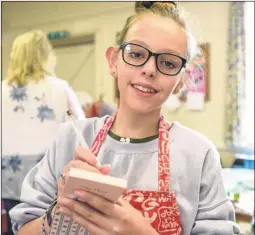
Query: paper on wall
[
  {"left": 164, "top": 94, "right": 181, "bottom": 112},
  {"left": 186, "top": 92, "right": 205, "bottom": 111}
]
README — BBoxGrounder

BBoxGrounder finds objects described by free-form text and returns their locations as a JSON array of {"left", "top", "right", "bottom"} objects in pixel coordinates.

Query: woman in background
[{"left": 1, "top": 30, "right": 85, "bottom": 235}]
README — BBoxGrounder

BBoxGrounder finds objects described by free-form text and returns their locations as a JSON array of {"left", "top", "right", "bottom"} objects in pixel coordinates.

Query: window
[{"left": 242, "top": 2, "right": 254, "bottom": 150}]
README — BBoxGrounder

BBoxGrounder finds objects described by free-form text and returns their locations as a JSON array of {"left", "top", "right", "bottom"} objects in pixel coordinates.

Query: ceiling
[{"left": 2, "top": 2, "right": 133, "bottom": 30}]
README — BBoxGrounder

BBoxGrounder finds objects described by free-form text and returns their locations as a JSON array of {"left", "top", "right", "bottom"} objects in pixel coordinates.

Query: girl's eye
[
  {"left": 129, "top": 52, "right": 143, "bottom": 58},
  {"left": 162, "top": 61, "right": 176, "bottom": 68}
]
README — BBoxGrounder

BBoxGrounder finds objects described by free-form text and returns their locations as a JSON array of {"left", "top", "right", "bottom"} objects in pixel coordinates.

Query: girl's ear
[
  {"left": 106, "top": 46, "right": 118, "bottom": 78},
  {"left": 174, "top": 81, "right": 184, "bottom": 94}
]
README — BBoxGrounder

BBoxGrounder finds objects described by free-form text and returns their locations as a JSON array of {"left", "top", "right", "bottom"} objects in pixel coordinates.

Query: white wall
[
  {"left": 54, "top": 44, "right": 96, "bottom": 98},
  {"left": 2, "top": 2, "right": 230, "bottom": 148}
]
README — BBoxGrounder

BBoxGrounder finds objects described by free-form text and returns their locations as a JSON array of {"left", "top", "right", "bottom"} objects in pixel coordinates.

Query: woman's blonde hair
[
  {"left": 7, "top": 30, "right": 55, "bottom": 86},
  {"left": 116, "top": 1, "right": 200, "bottom": 63}
]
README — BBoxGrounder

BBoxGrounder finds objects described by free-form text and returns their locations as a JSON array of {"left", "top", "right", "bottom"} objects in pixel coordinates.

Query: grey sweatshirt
[{"left": 10, "top": 117, "right": 240, "bottom": 235}]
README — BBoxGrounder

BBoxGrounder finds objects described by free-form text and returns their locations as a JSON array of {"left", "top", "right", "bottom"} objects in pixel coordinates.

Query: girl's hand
[
  {"left": 57, "top": 191, "right": 158, "bottom": 235},
  {"left": 56, "top": 147, "right": 111, "bottom": 216}
]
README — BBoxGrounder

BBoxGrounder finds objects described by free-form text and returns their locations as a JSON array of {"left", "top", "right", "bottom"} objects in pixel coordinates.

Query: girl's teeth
[{"left": 133, "top": 85, "right": 155, "bottom": 93}]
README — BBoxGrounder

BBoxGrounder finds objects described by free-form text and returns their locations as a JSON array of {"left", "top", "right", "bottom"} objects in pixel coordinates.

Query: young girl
[{"left": 10, "top": 2, "right": 240, "bottom": 235}]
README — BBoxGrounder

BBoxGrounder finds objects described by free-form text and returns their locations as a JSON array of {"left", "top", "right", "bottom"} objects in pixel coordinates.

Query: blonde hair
[
  {"left": 116, "top": 2, "right": 200, "bottom": 62},
  {"left": 7, "top": 30, "right": 55, "bottom": 86}
]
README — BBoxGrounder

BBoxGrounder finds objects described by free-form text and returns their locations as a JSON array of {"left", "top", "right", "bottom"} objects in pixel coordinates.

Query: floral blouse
[{"left": 1, "top": 76, "right": 85, "bottom": 200}]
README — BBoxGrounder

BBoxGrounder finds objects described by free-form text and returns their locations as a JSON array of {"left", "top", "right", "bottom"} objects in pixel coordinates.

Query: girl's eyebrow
[{"left": 129, "top": 39, "right": 182, "bottom": 56}]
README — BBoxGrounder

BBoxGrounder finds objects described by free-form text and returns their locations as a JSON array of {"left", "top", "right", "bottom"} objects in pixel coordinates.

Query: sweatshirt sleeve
[{"left": 191, "top": 147, "right": 241, "bottom": 235}]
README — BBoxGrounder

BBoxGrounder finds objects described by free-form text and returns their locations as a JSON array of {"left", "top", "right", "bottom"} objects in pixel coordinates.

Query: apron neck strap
[{"left": 90, "top": 112, "right": 171, "bottom": 192}]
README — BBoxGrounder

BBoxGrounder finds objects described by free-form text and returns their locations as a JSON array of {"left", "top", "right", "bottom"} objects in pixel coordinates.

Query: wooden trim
[
  {"left": 200, "top": 43, "right": 210, "bottom": 101},
  {"left": 50, "top": 34, "right": 94, "bottom": 48}
]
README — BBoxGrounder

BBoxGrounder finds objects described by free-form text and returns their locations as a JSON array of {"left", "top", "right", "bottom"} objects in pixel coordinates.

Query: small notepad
[
  {"left": 49, "top": 168, "right": 127, "bottom": 235},
  {"left": 64, "top": 168, "right": 127, "bottom": 202}
]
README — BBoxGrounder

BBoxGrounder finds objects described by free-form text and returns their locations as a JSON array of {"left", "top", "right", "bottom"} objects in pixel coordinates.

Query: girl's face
[{"left": 107, "top": 14, "right": 188, "bottom": 114}]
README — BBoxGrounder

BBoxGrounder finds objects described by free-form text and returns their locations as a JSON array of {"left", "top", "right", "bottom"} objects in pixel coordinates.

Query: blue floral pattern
[
  {"left": 10, "top": 85, "right": 28, "bottom": 112},
  {"left": 37, "top": 105, "right": 55, "bottom": 122},
  {"left": 1, "top": 158, "right": 7, "bottom": 170},
  {"left": 1, "top": 155, "right": 22, "bottom": 173},
  {"left": 2, "top": 153, "right": 45, "bottom": 200},
  {"left": 14, "top": 105, "right": 25, "bottom": 112},
  {"left": 9, "top": 86, "right": 56, "bottom": 122},
  {"left": 33, "top": 93, "right": 56, "bottom": 122},
  {"left": 10, "top": 86, "right": 28, "bottom": 102}
]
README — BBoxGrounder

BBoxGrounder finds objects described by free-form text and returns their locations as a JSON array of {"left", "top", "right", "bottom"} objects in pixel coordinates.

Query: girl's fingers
[
  {"left": 74, "top": 147, "right": 98, "bottom": 166},
  {"left": 74, "top": 148, "right": 111, "bottom": 174},
  {"left": 58, "top": 160, "right": 111, "bottom": 196},
  {"left": 99, "top": 164, "right": 111, "bottom": 175},
  {"left": 57, "top": 198, "right": 109, "bottom": 233}
]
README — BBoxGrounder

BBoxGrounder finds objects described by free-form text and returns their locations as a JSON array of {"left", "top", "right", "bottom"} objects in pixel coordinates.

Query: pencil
[{"left": 66, "top": 110, "right": 102, "bottom": 169}]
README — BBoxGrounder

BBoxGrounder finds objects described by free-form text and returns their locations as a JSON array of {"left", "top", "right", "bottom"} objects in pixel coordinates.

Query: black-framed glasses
[{"left": 120, "top": 42, "right": 187, "bottom": 76}]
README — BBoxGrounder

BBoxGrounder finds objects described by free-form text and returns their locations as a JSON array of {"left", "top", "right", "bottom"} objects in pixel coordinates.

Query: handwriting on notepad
[{"left": 80, "top": 185, "right": 108, "bottom": 196}]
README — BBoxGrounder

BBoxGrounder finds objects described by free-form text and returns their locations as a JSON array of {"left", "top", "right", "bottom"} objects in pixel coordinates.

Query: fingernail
[
  {"left": 74, "top": 191, "right": 84, "bottom": 198},
  {"left": 95, "top": 161, "right": 101, "bottom": 169}
]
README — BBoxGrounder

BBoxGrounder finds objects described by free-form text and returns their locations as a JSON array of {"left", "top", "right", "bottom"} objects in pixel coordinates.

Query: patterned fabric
[
  {"left": 225, "top": 2, "right": 246, "bottom": 148},
  {"left": 1, "top": 76, "right": 85, "bottom": 200},
  {"left": 10, "top": 85, "right": 56, "bottom": 121},
  {"left": 2, "top": 154, "right": 44, "bottom": 200}
]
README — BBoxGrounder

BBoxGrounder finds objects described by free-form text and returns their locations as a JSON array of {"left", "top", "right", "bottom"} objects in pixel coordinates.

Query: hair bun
[{"left": 135, "top": 1, "right": 176, "bottom": 13}]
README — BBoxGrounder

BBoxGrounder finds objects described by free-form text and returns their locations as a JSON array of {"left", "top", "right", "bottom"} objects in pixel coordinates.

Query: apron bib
[
  {"left": 50, "top": 113, "right": 182, "bottom": 235},
  {"left": 91, "top": 113, "right": 182, "bottom": 235}
]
